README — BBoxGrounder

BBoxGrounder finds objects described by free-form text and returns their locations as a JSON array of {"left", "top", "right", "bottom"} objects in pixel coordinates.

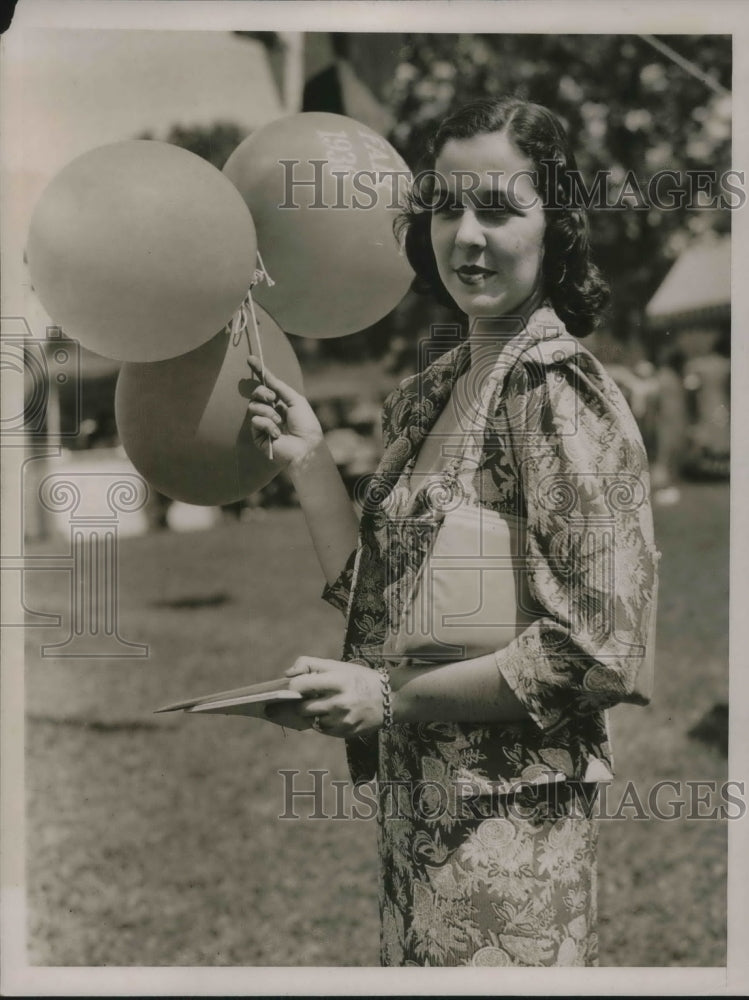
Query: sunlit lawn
[{"left": 24, "top": 482, "right": 728, "bottom": 966}]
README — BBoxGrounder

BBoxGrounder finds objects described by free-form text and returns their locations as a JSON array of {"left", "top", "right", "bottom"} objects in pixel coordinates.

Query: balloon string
[
  {"left": 247, "top": 290, "right": 273, "bottom": 461},
  {"left": 228, "top": 274, "right": 276, "bottom": 460},
  {"left": 254, "top": 250, "right": 275, "bottom": 289},
  {"left": 227, "top": 256, "right": 277, "bottom": 459},
  {"left": 245, "top": 290, "right": 266, "bottom": 377}
]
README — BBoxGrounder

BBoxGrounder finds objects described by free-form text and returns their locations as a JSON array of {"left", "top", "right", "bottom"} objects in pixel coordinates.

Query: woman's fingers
[
  {"left": 250, "top": 416, "right": 280, "bottom": 440},
  {"left": 298, "top": 696, "right": 336, "bottom": 718},
  {"left": 285, "top": 657, "right": 311, "bottom": 678},
  {"left": 251, "top": 384, "right": 277, "bottom": 405},
  {"left": 247, "top": 356, "right": 300, "bottom": 407},
  {"left": 289, "top": 672, "right": 339, "bottom": 697},
  {"left": 286, "top": 656, "right": 327, "bottom": 677},
  {"left": 247, "top": 401, "right": 282, "bottom": 425}
]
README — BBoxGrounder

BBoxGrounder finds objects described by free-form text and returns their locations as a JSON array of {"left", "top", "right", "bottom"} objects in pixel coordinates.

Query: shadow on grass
[
  {"left": 151, "top": 592, "right": 233, "bottom": 610},
  {"left": 27, "top": 714, "right": 162, "bottom": 733}
]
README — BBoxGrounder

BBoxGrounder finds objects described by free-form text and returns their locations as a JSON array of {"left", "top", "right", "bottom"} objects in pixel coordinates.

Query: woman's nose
[{"left": 454, "top": 208, "right": 485, "bottom": 250}]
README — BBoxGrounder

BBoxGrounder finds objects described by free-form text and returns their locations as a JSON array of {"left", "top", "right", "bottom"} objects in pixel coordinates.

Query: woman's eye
[
  {"left": 433, "top": 202, "right": 462, "bottom": 217},
  {"left": 478, "top": 205, "right": 509, "bottom": 219}
]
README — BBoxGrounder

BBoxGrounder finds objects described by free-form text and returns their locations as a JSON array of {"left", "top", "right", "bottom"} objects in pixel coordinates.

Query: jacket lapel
[
  {"left": 364, "top": 306, "right": 568, "bottom": 505},
  {"left": 363, "top": 338, "right": 472, "bottom": 512}
]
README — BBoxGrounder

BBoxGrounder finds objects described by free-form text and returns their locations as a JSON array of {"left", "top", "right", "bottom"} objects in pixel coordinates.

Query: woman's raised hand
[{"left": 247, "top": 355, "right": 323, "bottom": 466}]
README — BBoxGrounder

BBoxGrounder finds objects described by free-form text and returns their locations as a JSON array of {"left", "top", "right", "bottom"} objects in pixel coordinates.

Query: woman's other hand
[
  {"left": 264, "top": 657, "right": 384, "bottom": 738},
  {"left": 247, "top": 355, "right": 323, "bottom": 466}
]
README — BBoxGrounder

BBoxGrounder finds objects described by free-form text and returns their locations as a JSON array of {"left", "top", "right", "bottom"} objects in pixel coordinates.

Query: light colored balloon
[
  {"left": 223, "top": 112, "right": 413, "bottom": 338},
  {"left": 115, "top": 304, "right": 303, "bottom": 505},
  {"left": 27, "top": 140, "right": 257, "bottom": 362}
]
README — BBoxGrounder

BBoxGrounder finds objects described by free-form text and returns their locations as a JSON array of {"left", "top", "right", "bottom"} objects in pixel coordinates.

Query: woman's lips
[{"left": 454, "top": 264, "right": 496, "bottom": 286}]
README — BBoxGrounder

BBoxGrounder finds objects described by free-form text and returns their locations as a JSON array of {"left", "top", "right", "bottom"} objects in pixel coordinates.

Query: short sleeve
[
  {"left": 491, "top": 349, "right": 660, "bottom": 731},
  {"left": 321, "top": 546, "right": 358, "bottom": 616}
]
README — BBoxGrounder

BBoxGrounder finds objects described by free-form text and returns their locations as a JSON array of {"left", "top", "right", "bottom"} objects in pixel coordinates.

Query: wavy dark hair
[{"left": 395, "top": 97, "right": 609, "bottom": 337}]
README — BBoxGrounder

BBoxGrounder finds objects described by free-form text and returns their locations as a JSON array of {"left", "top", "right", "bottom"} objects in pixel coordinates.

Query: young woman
[{"left": 247, "top": 97, "right": 659, "bottom": 967}]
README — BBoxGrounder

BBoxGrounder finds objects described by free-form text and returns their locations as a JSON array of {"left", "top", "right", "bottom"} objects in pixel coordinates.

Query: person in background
[{"left": 651, "top": 347, "right": 688, "bottom": 505}]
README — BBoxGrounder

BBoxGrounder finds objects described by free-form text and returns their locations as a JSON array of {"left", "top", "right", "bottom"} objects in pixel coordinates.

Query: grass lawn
[{"left": 24, "top": 482, "right": 729, "bottom": 966}]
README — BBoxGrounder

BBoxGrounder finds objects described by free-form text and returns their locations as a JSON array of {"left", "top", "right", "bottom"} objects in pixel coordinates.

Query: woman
[{"left": 247, "top": 97, "right": 659, "bottom": 967}]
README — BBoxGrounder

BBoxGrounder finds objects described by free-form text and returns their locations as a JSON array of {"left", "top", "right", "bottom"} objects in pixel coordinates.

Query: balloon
[
  {"left": 223, "top": 112, "right": 413, "bottom": 338},
  {"left": 27, "top": 140, "right": 257, "bottom": 362},
  {"left": 115, "top": 304, "right": 303, "bottom": 505}
]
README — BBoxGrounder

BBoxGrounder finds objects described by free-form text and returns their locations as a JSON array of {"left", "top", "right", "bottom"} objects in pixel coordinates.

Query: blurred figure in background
[
  {"left": 681, "top": 352, "right": 730, "bottom": 480},
  {"left": 651, "top": 349, "right": 689, "bottom": 506}
]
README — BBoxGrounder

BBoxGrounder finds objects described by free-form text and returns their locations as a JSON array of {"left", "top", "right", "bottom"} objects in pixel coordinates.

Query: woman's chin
[
  {"left": 447, "top": 287, "right": 496, "bottom": 314},
  {"left": 459, "top": 289, "right": 544, "bottom": 322},
  {"left": 460, "top": 295, "right": 516, "bottom": 319}
]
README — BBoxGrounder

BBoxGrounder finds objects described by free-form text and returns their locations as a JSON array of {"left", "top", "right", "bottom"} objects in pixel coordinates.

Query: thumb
[{"left": 285, "top": 656, "right": 326, "bottom": 678}]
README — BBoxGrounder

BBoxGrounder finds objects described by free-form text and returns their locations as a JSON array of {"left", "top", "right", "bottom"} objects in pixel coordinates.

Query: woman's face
[{"left": 430, "top": 130, "right": 546, "bottom": 319}]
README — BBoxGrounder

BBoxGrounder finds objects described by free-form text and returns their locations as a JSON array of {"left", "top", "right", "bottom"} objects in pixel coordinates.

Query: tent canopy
[{"left": 646, "top": 237, "right": 731, "bottom": 324}]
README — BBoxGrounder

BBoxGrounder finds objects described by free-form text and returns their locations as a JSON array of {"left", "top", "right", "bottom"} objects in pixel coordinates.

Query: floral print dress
[{"left": 322, "top": 305, "right": 659, "bottom": 966}]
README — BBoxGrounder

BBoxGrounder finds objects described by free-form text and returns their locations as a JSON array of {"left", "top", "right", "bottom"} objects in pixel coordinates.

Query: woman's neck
[{"left": 466, "top": 287, "right": 545, "bottom": 369}]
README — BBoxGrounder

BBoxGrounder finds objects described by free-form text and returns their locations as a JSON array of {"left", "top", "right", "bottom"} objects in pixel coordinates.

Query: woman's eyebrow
[
  {"left": 466, "top": 187, "right": 525, "bottom": 211},
  {"left": 431, "top": 181, "right": 528, "bottom": 211}
]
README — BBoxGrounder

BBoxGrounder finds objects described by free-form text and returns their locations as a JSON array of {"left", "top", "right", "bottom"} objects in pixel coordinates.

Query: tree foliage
[
  {"left": 385, "top": 34, "right": 732, "bottom": 343},
  {"left": 140, "top": 121, "right": 248, "bottom": 171}
]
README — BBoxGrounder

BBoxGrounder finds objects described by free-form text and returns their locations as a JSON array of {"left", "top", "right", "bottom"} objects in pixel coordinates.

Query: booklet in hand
[{"left": 154, "top": 676, "right": 302, "bottom": 718}]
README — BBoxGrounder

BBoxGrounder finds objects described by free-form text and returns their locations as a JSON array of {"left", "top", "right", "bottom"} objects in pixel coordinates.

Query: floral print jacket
[{"left": 322, "top": 305, "right": 660, "bottom": 791}]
